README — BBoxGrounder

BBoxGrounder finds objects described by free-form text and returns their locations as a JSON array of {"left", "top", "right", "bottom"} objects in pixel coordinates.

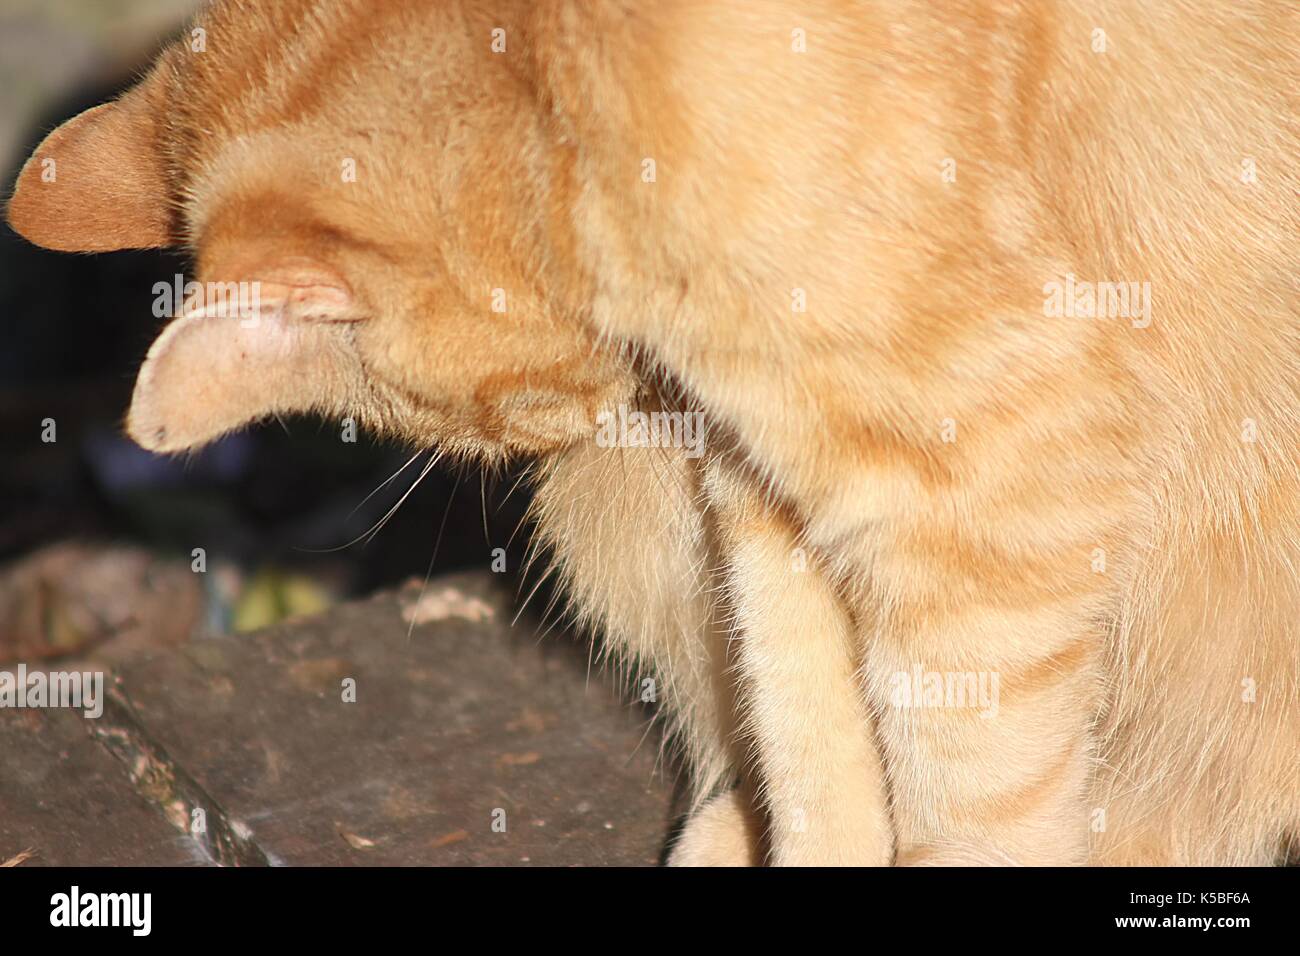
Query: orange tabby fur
[{"left": 8, "top": 0, "right": 1298, "bottom": 865}]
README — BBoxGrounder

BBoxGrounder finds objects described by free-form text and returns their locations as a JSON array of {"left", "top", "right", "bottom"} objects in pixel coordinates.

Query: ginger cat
[{"left": 8, "top": 0, "right": 1298, "bottom": 866}]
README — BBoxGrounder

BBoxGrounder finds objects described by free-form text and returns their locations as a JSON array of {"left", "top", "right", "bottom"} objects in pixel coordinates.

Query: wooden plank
[
  {"left": 0, "top": 705, "right": 203, "bottom": 867},
  {"left": 100, "top": 573, "right": 676, "bottom": 865}
]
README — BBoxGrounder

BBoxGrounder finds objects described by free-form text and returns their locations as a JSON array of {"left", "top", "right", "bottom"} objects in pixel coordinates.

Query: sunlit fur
[{"left": 7, "top": 0, "right": 1297, "bottom": 865}]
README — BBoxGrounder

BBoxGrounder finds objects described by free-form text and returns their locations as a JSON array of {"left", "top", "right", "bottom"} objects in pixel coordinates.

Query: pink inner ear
[{"left": 187, "top": 255, "right": 359, "bottom": 323}]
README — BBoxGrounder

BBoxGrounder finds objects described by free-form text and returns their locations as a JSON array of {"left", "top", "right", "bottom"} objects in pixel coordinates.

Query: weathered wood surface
[
  {"left": 1, "top": 573, "right": 677, "bottom": 866},
  {"left": 0, "top": 706, "right": 199, "bottom": 867}
]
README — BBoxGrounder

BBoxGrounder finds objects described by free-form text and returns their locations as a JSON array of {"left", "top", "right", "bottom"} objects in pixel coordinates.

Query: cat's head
[{"left": 5, "top": 0, "right": 635, "bottom": 462}]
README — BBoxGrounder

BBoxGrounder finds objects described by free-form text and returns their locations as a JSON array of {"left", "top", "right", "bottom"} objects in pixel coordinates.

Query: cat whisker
[
  {"left": 361, "top": 448, "right": 446, "bottom": 547},
  {"left": 404, "top": 471, "right": 463, "bottom": 643},
  {"left": 345, "top": 448, "right": 425, "bottom": 524}
]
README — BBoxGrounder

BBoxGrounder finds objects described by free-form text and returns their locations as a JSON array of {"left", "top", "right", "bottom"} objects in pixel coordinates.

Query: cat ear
[
  {"left": 126, "top": 261, "right": 365, "bottom": 454},
  {"left": 6, "top": 68, "right": 174, "bottom": 251}
]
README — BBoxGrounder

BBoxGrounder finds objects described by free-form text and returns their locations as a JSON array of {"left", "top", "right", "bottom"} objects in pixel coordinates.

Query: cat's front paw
[{"left": 666, "top": 788, "right": 765, "bottom": 867}]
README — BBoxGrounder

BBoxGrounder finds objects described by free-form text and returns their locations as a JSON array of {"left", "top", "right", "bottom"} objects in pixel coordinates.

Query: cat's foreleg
[
  {"left": 530, "top": 423, "right": 756, "bottom": 861},
  {"left": 665, "top": 785, "right": 766, "bottom": 866},
  {"left": 706, "top": 458, "right": 893, "bottom": 865},
  {"left": 864, "top": 514, "right": 1117, "bottom": 866}
]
